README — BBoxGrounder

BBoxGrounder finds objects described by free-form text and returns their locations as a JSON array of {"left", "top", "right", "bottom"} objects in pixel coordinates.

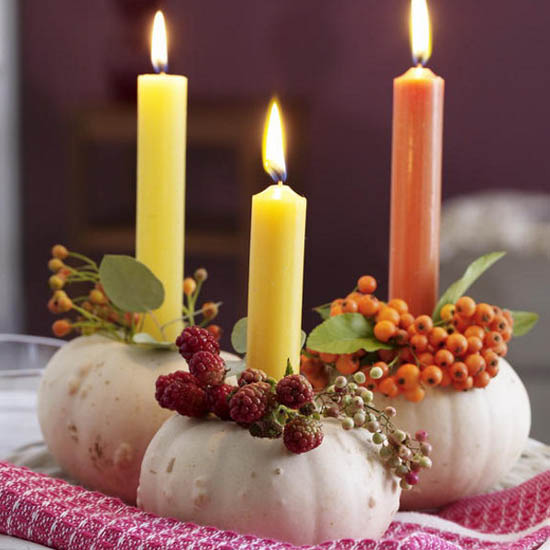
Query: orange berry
[
  {"left": 446, "top": 333, "right": 468, "bottom": 356},
  {"left": 493, "top": 342, "right": 508, "bottom": 357},
  {"left": 455, "top": 296, "right": 476, "bottom": 318},
  {"left": 358, "top": 295, "right": 380, "bottom": 317},
  {"left": 418, "top": 352, "right": 434, "bottom": 368},
  {"left": 358, "top": 275, "right": 377, "bottom": 294},
  {"left": 335, "top": 354, "right": 359, "bottom": 375},
  {"left": 330, "top": 304, "right": 344, "bottom": 316},
  {"left": 467, "top": 336, "right": 483, "bottom": 354},
  {"left": 379, "top": 377, "right": 400, "bottom": 398},
  {"left": 206, "top": 324, "right": 223, "bottom": 341},
  {"left": 482, "top": 350, "right": 499, "bottom": 370},
  {"left": 474, "top": 303, "right": 495, "bottom": 325},
  {"left": 453, "top": 376, "right": 474, "bottom": 391},
  {"left": 450, "top": 361, "right": 468, "bottom": 381},
  {"left": 306, "top": 348, "right": 320, "bottom": 357},
  {"left": 474, "top": 371, "right": 491, "bottom": 388},
  {"left": 52, "top": 319, "right": 72, "bottom": 337},
  {"left": 377, "top": 307, "right": 401, "bottom": 325},
  {"left": 90, "top": 288, "right": 107, "bottom": 305},
  {"left": 501, "top": 327, "right": 512, "bottom": 342},
  {"left": 452, "top": 314, "right": 471, "bottom": 332},
  {"left": 407, "top": 324, "right": 417, "bottom": 338},
  {"left": 300, "top": 358, "right": 329, "bottom": 391},
  {"left": 346, "top": 291, "right": 363, "bottom": 301},
  {"left": 435, "top": 349, "right": 455, "bottom": 368},
  {"left": 410, "top": 334, "right": 428, "bottom": 353},
  {"left": 428, "top": 327, "right": 448, "bottom": 349},
  {"left": 464, "top": 325, "right": 485, "bottom": 340},
  {"left": 440, "top": 369, "right": 453, "bottom": 387},
  {"left": 414, "top": 315, "right": 433, "bottom": 334},
  {"left": 421, "top": 365, "right": 443, "bottom": 387},
  {"left": 202, "top": 301, "right": 219, "bottom": 320},
  {"left": 393, "top": 329, "right": 409, "bottom": 346},
  {"left": 388, "top": 298, "right": 408, "bottom": 315},
  {"left": 486, "top": 362, "right": 500, "bottom": 378},
  {"left": 404, "top": 386, "right": 426, "bottom": 402},
  {"left": 332, "top": 299, "right": 344, "bottom": 307},
  {"left": 440, "top": 303, "right": 456, "bottom": 321},
  {"left": 399, "top": 313, "right": 415, "bottom": 329},
  {"left": 490, "top": 315, "right": 509, "bottom": 333},
  {"left": 51, "top": 244, "right": 69, "bottom": 260},
  {"left": 485, "top": 331, "right": 503, "bottom": 348},
  {"left": 465, "top": 353, "right": 486, "bottom": 376},
  {"left": 319, "top": 352, "right": 338, "bottom": 363},
  {"left": 395, "top": 363, "right": 420, "bottom": 391},
  {"left": 374, "top": 320, "right": 397, "bottom": 342},
  {"left": 342, "top": 299, "right": 359, "bottom": 313},
  {"left": 183, "top": 277, "right": 197, "bottom": 296}
]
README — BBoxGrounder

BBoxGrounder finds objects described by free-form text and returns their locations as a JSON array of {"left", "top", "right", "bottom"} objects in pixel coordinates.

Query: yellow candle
[
  {"left": 246, "top": 100, "right": 307, "bottom": 379},
  {"left": 136, "top": 11, "right": 187, "bottom": 341}
]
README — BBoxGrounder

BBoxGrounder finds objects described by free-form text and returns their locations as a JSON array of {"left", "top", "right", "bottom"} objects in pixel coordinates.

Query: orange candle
[{"left": 389, "top": 0, "right": 444, "bottom": 316}]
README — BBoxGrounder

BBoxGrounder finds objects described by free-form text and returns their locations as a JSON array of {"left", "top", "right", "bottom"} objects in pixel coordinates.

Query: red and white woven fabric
[{"left": 1, "top": 461, "right": 549, "bottom": 550}]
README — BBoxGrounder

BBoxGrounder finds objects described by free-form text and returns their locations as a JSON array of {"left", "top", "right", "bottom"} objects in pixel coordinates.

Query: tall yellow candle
[
  {"left": 246, "top": 100, "right": 307, "bottom": 379},
  {"left": 136, "top": 11, "right": 187, "bottom": 341}
]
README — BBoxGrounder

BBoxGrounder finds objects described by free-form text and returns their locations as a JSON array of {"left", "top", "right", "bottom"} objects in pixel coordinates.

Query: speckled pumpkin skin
[
  {"left": 138, "top": 416, "right": 401, "bottom": 545},
  {"left": 37, "top": 334, "right": 235, "bottom": 503},
  {"left": 374, "top": 358, "right": 531, "bottom": 510}
]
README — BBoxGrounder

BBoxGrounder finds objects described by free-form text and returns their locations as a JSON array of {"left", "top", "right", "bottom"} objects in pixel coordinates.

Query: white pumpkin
[
  {"left": 138, "top": 416, "right": 401, "bottom": 545},
  {"left": 374, "top": 358, "right": 531, "bottom": 510},
  {"left": 37, "top": 334, "right": 235, "bottom": 503}
]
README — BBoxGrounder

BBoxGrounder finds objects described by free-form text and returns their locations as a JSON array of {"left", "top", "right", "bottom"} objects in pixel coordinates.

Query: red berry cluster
[
  {"left": 157, "top": 327, "right": 231, "bottom": 419},
  {"left": 303, "top": 274, "right": 515, "bottom": 403}
]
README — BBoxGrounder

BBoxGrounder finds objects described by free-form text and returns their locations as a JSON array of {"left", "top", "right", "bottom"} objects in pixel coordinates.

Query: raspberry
[
  {"left": 176, "top": 326, "right": 220, "bottom": 361},
  {"left": 155, "top": 371, "right": 209, "bottom": 418},
  {"left": 229, "top": 381, "right": 272, "bottom": 424},
  {"left": 189, "top": 351, "right": 226, "bottom": 387},
  {"left": 207, "top": 383, "right": 234, "bottom": 420},
  {"left": 238, "top": 368, "right": 267, "bottom": 387},
  {"left": 276, "top": 374, "right": 313, "bottom": 409},
  {"left": 283, "top": 417, "right": 324, "bottom": 454}
]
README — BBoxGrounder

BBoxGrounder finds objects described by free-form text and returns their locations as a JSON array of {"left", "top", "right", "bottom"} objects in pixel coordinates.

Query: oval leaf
[
  {"left": 433, "top": 251, "right": 506, "bottom": 321},
  {"left": 231, "top": 317, "right": 248, "bottom": 354},
  {"left": 307, "top": 313, "right": 391, "bottom": 354},
  {"left": 99, "top": 255, "right": 165, "bottom": 313},
  {"left": 511, "top": 310, "right": 539, "bottom": 337}
]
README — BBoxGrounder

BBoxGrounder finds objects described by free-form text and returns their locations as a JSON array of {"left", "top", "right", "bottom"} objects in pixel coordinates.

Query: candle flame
[
  {"left": 262, "top": 99, "right": 287, "bottom": 183},
  {"left": 151, "top": 11, "right": 168, "bottom": 73},
  {"left": 410, "top": 0, "right": 432, "bottom": 66}
]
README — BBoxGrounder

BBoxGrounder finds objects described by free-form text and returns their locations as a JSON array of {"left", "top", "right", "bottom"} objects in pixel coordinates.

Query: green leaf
[
  {"left": 306, "top": 313, "right": 392, "bottom": 354},
  {"left": 285, "top": 360, "right": 294, "bottom": 377},
  {"left": 313, "top": 303, "right": 331, "bottom": 320},
  {"left": 231, "top": 317, "right": 248, "bottom": 354},
  {"left": 225, "top": 358, "right": 247, "bottom": 378},
  {"left": 99, "top": 255, "right": 164, "bottom": 313},
  {"left": 132, "top": 332, "right": 174, "bottom": 350},
  {"left": 432, "top": 251, "right": 507, "bottom": 321},
  {"left": 510, "top": 310, "right": 539, "bottom": 337},
  {"left": 231, "top": 317, "right": 307, "bottom": 355}
]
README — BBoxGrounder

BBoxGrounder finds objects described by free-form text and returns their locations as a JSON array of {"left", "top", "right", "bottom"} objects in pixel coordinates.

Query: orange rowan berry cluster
[
  {"left": 46, "top": 244, "right": 222, "bottom": 345},
  {"left": 302, "top": 275, "right": 514, "bottom": 403}
]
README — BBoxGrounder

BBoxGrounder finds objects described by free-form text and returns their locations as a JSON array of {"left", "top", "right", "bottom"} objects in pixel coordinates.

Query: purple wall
[{"left": 22, "top": 1, "right": 550, "bottom": 335}]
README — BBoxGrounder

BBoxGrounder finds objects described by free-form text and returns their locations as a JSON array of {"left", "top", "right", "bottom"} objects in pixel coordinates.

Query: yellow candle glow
[
  {"left": 246, "top": 100, "right": 307, "bottom": 379},
  {"left": 136, "top": 11, "right": 187, "bottom": 341}
]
